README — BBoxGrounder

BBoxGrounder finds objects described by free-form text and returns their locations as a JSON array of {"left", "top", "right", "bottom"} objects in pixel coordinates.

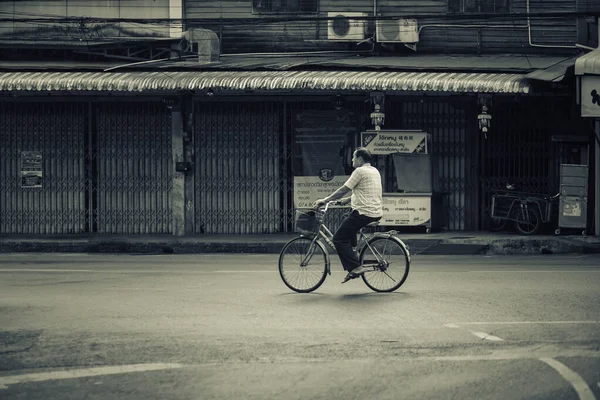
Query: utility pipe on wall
[
  {"left": 526, "top": 0, "right": 577, "bottom": 49},
  {"left": 417, "top": 0, "right": 578, "bottom": 50}
]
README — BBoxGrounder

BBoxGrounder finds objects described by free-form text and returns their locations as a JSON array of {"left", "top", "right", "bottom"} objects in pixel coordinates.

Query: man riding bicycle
[{"left": 315, "top": 147, "right": 383, "bottom": 283}]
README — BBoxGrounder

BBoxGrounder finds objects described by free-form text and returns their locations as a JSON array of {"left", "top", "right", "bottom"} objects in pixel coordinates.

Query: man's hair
[{"left": 354, "top": 147, "right": 373, "bottom": 163}]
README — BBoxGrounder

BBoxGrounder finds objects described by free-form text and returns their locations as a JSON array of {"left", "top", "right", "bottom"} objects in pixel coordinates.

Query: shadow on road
[
  {"left": 338, "top": 292, "right": 410, "bottom": 302},
  {"left": 277, "top": 291, "right": 411, "bottom": 305}
]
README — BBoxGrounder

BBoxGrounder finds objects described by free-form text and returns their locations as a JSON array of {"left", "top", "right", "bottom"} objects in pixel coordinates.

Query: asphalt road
[{"left": 0, "top": 253, "right": 599, "bottom": 400}]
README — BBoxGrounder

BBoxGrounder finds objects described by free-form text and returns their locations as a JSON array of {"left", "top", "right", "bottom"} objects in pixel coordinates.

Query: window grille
[
  {"left": 253, "top": 0, "right": 317, "bottom": 13},
  {"left": 448, "top": 0, "right": 509, "bottom": 13}
]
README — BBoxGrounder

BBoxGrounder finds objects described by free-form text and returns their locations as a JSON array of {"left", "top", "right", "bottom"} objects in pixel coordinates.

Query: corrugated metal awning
[
  {"left": 0, "top": 71, "right": 531, "bottom": 94},
  {"left": 575, "top": 48, "right": 600, "bottom": 76}
]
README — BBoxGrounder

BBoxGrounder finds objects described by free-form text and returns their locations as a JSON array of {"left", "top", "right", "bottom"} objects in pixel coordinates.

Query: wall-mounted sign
[
  {"left": 292, "top": 110, "right": 355, "bottom": 208},
  {"left": 293, "top": 175, "right": 349, "bottom": 209},
  {"left": 580, "top": 75, "right": 600, "bottom": 118},
  {"left": 381, "top": 195, "right": 431, "bottom": 226},
  {"left": 361, "top": 130, "right": 429, "bottom": 155},
  {"left": 21, "top": 151, "right": 43, "bottom": 188}
]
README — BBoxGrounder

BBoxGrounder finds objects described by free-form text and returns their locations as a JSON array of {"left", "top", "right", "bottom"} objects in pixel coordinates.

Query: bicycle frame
[{"left": 300, "top": 202, "right": 407, "bottom": 276}]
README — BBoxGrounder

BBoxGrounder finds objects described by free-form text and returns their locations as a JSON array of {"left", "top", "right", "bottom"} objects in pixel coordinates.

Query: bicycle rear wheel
[
  {"left": 278, "top": 237, "right": 328, "bottom": 293},
  {"left": 359, "top": 236, "right": 410, "bottom": 293}
]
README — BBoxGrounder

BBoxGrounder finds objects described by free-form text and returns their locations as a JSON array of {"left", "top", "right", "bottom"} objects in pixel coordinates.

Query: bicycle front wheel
[
  {"left": 278, "top": 237, "right": 328, "bottom": 293},
  {"left": 359, "top": 236, "right": 410, "bottom": 293}
]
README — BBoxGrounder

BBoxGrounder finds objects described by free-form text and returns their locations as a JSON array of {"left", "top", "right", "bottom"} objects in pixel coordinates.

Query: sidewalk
[{"left": 1, "top": 232, "right": 599, "bottom": 255}]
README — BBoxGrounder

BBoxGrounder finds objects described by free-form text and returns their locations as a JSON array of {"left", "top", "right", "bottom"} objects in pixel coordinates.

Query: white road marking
[
  {"left": 417, "top": 351, "right": 600, "bottom": 361},
  {"left": 0, "top": 269, "right": 275, "bottom": 274},
  {"left": 451, "top": 321, "right": 600, "bottom": 326},
  {"left": 0, "top": 269, "right": 94, "bottom": 273},
  {"left": 209, "top": 270, "right": 279, "bottom": 273},
  {"left": 443, "top": 323, "right": 461, "bottom": 328},
  {"left": 470, "top": 270, "right": 600, "bottom": 273},
  {"left": 0, "top": 363, "right": 185, "bottom": 390},
  {"left": 470, "top": 331, "right": 504, "bottom": 341},
  {"left": 539, "top": 358, "right": 597, "bottom": 400}
]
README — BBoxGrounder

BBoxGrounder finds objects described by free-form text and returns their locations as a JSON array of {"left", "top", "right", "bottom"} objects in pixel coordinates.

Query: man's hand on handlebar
[
  {"left": 313, "top": 198, "right": 349, "bottom": 208},
  {"left": 314, "top": 198, "right": 327, "bottom": 208}
]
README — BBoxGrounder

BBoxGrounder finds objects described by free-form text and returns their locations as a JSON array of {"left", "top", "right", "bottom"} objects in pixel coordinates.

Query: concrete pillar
[
  {"left": 183, "top": 114, "right": 196, "bottom": 234},
  {"left": 596, "top": 119, "right": 600, "bottom": 236},
  {"left": 171, "top": 104, "right": 185, "bottom": 236},
  {"left": 169, "top": 0, "right": 183, "bottom": 38}
]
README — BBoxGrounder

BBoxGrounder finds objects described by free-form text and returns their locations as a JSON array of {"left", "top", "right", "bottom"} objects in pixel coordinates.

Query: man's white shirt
[{"left": 344, "top": 163, "right": 383, "bottom": 218}]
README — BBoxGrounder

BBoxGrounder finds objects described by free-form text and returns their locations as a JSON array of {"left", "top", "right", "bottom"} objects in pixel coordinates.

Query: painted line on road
[
  {"left": 470, "top": 331, "right": 504, "bottom": 341},
  {"left": 449, "top": 321, "right": 600, "bottom": 326},
  {"left": 0, "top": 269, "right": 94, "bottom": 273},
  {"left": 0, "top": 363, "right": 186, "bottom": 390},
  {"left": 443, "top": 323, "right": 461, "bottom": 328},
  {"left": 443, "top": 323, "right": 504, "bottom": 341},
  {"left": 0, "top": 269, "right": 276, "bottom": 274},
  {"left": 539, "top": 358, "right": 597, "bottom": 400},
  {"left": 470, "top": 270, "right": 600, "bottom": 273}
]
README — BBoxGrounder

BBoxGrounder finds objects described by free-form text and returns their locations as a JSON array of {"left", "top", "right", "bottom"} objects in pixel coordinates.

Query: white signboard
[
  {"left": 21, "top": 151, "right": 43, "bottom": 188},
  {"left": 361, "top": 130, "right": 428, "bottom": 155},
  {"left": 293, "top": 175, "right": 349, "bottom": 209},
  {"left": 580, "top": 75, "right": 600, "bottom": 118},
  {"left": 381, "top": 195, "right": 431, "bottom": 226}
]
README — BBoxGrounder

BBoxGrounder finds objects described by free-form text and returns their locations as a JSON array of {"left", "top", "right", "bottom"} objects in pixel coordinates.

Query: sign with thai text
[
  {"left": 361, "top": 130, "right": 428, "bottom": 155},
  {"left": 292, "top": 110, "right": 355, "bottom": 209},
  {"left": 21, "top": 151, "right": 43, "bottom": 188},
  {"left": 293, "top": 175, "right": 350, "bottom": 209},
  {"left": 580, "top": 75, "right": 600, "bottom": 118},
  {"left": 381, "top": 195, "right": 431, "bottom": 226}
]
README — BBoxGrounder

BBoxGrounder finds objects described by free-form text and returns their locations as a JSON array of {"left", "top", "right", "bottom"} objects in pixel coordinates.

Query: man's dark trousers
[{"left": 333, "top": 210, "right": 381, "bottom": 272}]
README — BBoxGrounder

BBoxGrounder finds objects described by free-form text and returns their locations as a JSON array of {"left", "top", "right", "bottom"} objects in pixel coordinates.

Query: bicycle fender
[
  {"left": 371, "top": 233, "right": 411, "bottom": 262},
  {"left": 313, "top": 239, "right": 332, "bottom": 275},
  {"left": 393, "top": 237, "right": 411, "bottom": 261},
  {"left": 386, "top": 235, "right": 411, "bottom": 261}
]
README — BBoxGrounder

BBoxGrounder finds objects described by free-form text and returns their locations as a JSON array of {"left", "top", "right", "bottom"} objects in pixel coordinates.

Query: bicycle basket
[{"left": 295, "top": 210, "right": 319, "bottom": 234}]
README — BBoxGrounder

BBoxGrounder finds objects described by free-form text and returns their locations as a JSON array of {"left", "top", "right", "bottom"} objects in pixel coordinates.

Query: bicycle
[{"left": 278, "top": 201, "right": 411, "bottom": 293}]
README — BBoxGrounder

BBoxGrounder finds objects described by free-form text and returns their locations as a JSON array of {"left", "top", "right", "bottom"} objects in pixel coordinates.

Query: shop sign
[
  {"left": 21, "top": 151, "right": 43, "bottom": 188},
  {"left": 381, "top": 195, "right": 430, "bottom": 226},
  {"left": 580, "top": 75, "right": 600, "bottom": 118},
  {"left": 361, "top": 130, "right": 428, "bottom": 155},
  {"left": 293, "top": 175, "right": 349, "bottom": 209},
  {"left": 292, "top": 110, "right": 354, "bottom": 209}
]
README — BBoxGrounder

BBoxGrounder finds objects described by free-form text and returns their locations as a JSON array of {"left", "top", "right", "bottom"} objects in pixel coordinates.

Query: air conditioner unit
[
  {"left": 327, "top": 12, "right": 367, "bottom": 41},
  {"left": 376, "top": 18, "right": 419, "bottom": 43}
]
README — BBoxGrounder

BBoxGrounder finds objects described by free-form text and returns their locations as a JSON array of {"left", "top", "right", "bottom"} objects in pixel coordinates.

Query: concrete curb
[{"left": 1, "top": 236, "right": 599, "bottom": 255}]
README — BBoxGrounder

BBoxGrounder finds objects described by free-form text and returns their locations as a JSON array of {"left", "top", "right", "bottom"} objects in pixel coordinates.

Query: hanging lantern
[
  {"left": 478, "top": 105, "right": 492, "bottom": 138},
  {"left": 370, "top": 103, "right": 385, "bottom": 131}
]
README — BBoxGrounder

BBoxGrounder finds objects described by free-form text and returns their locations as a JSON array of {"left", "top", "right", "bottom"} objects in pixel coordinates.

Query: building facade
[{"left": 0, "top": 0, "right": 598, "bottom": 235}]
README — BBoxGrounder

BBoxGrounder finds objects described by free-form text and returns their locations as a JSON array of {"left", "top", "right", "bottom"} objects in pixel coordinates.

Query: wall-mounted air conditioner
[
  {"left": 376, "top": 18, "right": 419, "bottom": 43},
  {"left": 327, "top": 12, "right": 367, "bottom": 41}
]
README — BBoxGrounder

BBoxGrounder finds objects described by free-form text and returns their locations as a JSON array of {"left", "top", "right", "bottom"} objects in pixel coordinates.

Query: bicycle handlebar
[{"left": 316, "top": 200, "right": 345, "bottom": 213}]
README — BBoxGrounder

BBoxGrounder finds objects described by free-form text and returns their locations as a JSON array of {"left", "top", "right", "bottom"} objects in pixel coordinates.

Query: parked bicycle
[
  {"left": 489, "top": 183, "right": 559, "bottom": 235},
  {"left": 278, "top": 201, "right": 411, "bottom": 293}
]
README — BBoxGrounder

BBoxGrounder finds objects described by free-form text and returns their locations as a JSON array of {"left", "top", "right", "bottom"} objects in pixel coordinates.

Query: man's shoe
[
  {"left": 341, "top": 272, "right": 358, "bottom": 283},
  {"left": 341, "top": 266, "right": 371, "bottom": 283}
]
